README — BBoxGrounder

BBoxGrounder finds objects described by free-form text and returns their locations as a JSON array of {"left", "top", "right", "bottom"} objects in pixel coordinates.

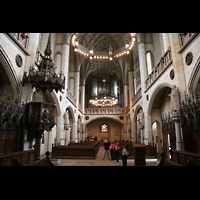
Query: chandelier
[
  {"left": 72, "top": 33, "right": 136, "bottom": 60},
  {"left": 90, "top": 96, "right": 118, "bottom": 107}
]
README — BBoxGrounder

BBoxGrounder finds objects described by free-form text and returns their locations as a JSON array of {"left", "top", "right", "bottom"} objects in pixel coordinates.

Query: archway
[
  {"left": 0, "top": 46, "right": 20, "bottom": 93},
  {"left": 0, "top": 48, "right": 23, "bottom": 154},
  {"left": 86, "top": 118, "right": 123, "bottom": 141},
  {"left": 152, "top": 121, "right": 162, "bottom": 154},
  {"left": 65, "top": 106, "right": 75, "bottom": 142},
  {"left": 149, "top": 83, "right": 175, "bottom": 157},
  {"left": 188, "top": 56, "right": 200, "bottom": 94}
]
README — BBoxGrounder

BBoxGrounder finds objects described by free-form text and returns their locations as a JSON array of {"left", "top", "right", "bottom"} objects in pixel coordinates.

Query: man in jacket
[{"left": 103, "top": 139, "right": 110, "bottom": 160}]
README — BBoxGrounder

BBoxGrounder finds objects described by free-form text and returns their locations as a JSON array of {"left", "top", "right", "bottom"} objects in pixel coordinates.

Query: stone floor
[{"left": 50, "top": 146, "right": 160, "bottom": 166}]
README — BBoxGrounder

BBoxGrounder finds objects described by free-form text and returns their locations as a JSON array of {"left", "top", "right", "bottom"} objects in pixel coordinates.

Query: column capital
[
  {"left": 137, "top": 33, "right": 145, "bottom": 44},
  {"left": 63, "top": 33, "right": 72, "bottom": 45}
]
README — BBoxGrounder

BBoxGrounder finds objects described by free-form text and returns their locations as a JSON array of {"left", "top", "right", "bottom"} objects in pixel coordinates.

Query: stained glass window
[{"left": 101, "top": 124, "right": 107, "bottom": 132}]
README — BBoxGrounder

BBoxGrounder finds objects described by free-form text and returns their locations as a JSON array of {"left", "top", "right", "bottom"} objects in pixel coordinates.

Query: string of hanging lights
[{"left": 71, "top": 33, "right": 136, "bottom": 60}]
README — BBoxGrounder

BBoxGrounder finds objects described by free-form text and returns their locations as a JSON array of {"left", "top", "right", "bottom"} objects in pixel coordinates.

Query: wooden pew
[
  {"left": 171, "top": 149, "right": 200, "bottom": 166},
  {"left": 157, "top": 151, "right": 183, "bottom": 166},
  {"left": 113, "top": 142, "right": 157, "bottom": 159},
  {"left": 52, "top": 141, "right": 101, "bottom": 159},
  {"left": 24, "top": 151, "right": 54, "bottom": 166},
  {"left": 0, "top": 149, "right": 36, "bottom": 166}
]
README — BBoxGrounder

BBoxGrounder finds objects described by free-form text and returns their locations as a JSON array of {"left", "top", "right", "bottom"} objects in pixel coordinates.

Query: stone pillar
[
  {"left": 65, "top": 130, "right": 68, "bottom": 145},
  {"left": 137, "top": 33, "right": 148, "bottom": 92},
  {"left": 124, "top": 123, "right": 127, "bottom": 141},
  {"left": 82, "top": 124, "right": 85, "bottom": 141},
  {"left": 169, "top": 33, "right": 187, "bottom": 100},
  {"left": 123, "top": 85, "right": 128, "bottom": 108},
  {"left": 137, "top": 33, "right": 152, "bottom": 145},
  {"left": 80, "top": 85, "right": 85, "bottom": 110},
  {"left": 73, "top": 121, "right": 78, "bottom": 143},
  {"left": 133, "top": 120, "right": 137, "bottom": 143},
  {"left": 172, "top": 111, "right": 183, "bottom": 150},
  {"left": 56, "top": 34, "right": 70, "bottom": 145},
  {"left": 162, "top": 33, "right": 170, "bottom": 52},
  {"left": 128, "top": 70, "right": 134, "bottom": 107},
  {"left": 128, "top": 70, "right": 134, "bottom": 141}
]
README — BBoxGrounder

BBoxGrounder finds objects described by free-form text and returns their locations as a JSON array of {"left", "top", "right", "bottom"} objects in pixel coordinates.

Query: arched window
[
  {"left": 146, "top": 51, "right": 155, "bottom": 75},
  {"left": 101, "top": 123, "right": 108, "bottom": 132}
]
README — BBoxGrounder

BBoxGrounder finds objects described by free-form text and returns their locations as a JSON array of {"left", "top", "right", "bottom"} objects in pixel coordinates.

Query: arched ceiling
[
  {"left": 77, "top": 33, "right": 132, "bottom": 51},
  {"left": 71, "top": 33, "right": 133, "bottom": 85},
  {"left": 84, "top": 58, "right": 122, "bottom": 82}
]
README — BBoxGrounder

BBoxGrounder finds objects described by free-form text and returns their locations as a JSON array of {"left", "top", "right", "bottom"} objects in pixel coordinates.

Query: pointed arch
[
  {"left": 188, "top": 56, "right": 200, "bottom": 94},
  {"left": 0, "top": 45, "right": 20, "bottom": 93},
  {"left": 66, "top": 105, "right": 75, "bottom": 123},
  {"left": 147, "top": 82, "right": 173, "bottom": 115}
]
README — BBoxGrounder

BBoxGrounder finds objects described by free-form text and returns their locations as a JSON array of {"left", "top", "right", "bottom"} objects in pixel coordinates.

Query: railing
[
  {"left": 78, "top": 103, "right": 83, "bottom": 113},
  {"left": 66, "top": 88, "right": 76, "bottom": 105},
  {"left": 132, "top": 88, "right": 142, "bottom": 106},
  {"left": 85, "top": 108, "right": 124, "bottom": 115},
  {"left": 125, "top": 104, "right": 130, "bottom": 113},
  {"left": 178, "top": 33, "right": 194, "bottom": 48},
  {"left": 145, "top": 47, "right": 172, "bottom": 91},
  {"left": 11, "top": 33, "right": 29, "bottom": 50}
]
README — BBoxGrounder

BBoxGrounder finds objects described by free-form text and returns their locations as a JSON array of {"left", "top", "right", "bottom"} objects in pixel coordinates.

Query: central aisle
[{"left": 93, "top": 146, "right": 116, "bottom": 166}]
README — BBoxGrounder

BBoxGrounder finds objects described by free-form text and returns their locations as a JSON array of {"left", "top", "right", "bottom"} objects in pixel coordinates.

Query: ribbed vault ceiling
[
  {"left": 72, "top": 33, "right": 133, "bottom": 84},
  {"left": 77, "top": 33, "right": 131, "bottom": 51}
]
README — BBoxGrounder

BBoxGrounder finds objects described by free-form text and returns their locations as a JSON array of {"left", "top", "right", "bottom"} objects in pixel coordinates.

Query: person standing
[
  {"left": 103, "top": 139, "right": 110, "bottom": 160},
  {"left": 115, "top": 142, "right": 120, "bottom": 162},
  {"left": 121, "top": 144, "right": 129, "bottom": 166},
  {"left": 109, "top": 141, "right": 115, "bottom": 160}
]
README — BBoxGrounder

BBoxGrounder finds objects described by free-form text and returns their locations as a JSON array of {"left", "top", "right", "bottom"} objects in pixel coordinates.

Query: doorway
[{"left": 152, "top": 121, "right": 162, "bottom": 154}]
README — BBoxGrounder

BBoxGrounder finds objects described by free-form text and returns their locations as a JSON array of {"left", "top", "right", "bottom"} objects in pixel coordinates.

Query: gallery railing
[
  {"left": 85, "top": 108, "right": 124, "bottom": 115},
  {"left": 145, "top": 47, "right": 172, "bottom": 91}
]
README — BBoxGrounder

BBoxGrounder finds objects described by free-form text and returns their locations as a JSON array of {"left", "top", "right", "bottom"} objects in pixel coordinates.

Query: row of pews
[
  {"left": 51, "top": 141, "right": 157, "bottom": 160},
  {"left": 52, "top": 141, "right": 101, "bottom": 159},
  {"left": 112, "top": 141, "right": 157, "bottom": 159},
  {"left": 159, "top": 149, "right": 200, "bottom": 166},
  {"left": 0, "top": 149, "right": 53, "bottom": 166}
]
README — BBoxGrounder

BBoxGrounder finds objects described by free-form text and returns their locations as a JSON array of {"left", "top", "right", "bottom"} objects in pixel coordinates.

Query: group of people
[{"left": 102, "top": 138, "right": 129, "bottom": 166}]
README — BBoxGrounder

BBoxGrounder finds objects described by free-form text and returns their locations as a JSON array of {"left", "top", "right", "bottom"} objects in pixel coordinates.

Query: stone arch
[
  {"left": 151, "top": 120, "right": 162, "bottom": 153},
  {"left": 188, "top": 56, "right": 200, "bottom": 94},
  {"left": 86, "top": 117, "right": 124, "bottom": 141},
  {"left": 133, "top": 104, "right": 143, "bottom": 143},
  {"left": 133, "top": 104, "right": 143, "bottom": 122},
  {"left": 85, "top": 116, "right": 124, "bottom": 126},
  {"left": 51, "top": 92, "right": 61, "bottom": 116},
  {"left": 0, "top": 46, "right": 20, "bottom": 93},
  {"left": 66, "top": 105, "right": 75, "bottom": 123},
  {"left": 147, "top": 82, "right": 173, "bottom": 115}
]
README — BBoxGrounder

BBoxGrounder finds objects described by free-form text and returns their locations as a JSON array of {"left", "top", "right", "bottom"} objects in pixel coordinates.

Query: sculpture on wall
[
  {"left": 168, "top": 85, "right": 180, "bottom": 112},
  {"left": 64, "top": 109, "right": 69, "bottom": 130},
  {"left": 138, "top": 109, "right": 144, "bottom": 129}
]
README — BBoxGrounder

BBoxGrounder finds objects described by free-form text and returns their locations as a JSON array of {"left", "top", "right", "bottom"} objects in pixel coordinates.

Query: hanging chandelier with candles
[{"left": 89, "top": 96, "right": 118, "bottom": 107}]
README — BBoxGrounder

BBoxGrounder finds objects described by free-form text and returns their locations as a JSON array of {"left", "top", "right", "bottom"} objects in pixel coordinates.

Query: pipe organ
[{"left": 87, "top": 75, "right": 121, "bottom": 108}]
